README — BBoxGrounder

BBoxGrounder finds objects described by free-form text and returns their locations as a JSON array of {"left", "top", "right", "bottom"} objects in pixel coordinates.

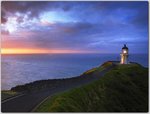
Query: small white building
[{"left": 120, "top": 44, "right": 129, "bottom": 64}]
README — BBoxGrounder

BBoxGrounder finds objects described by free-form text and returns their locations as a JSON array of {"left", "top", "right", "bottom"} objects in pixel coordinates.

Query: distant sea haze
[{"left": 1, "top": 53, "right": 148, "bottom": 90}]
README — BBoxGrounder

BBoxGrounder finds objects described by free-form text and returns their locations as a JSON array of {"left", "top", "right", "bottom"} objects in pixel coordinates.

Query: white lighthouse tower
[{"left": 120, "top": 44, "right": 129, "bottom": 64}]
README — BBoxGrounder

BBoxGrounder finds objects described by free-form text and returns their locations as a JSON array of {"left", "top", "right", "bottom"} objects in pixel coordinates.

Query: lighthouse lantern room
[{"left": 120, "top": 44, "right": 129, "bottom": 64}]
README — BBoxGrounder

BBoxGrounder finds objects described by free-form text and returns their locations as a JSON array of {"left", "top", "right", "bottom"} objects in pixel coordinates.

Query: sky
[{"left": 1, "top": 1, "right": 148, "bottom": 54}]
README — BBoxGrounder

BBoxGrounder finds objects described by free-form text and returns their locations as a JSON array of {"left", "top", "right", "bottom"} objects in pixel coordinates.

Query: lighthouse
[{"left": 120, "top": 44, "right": 129, "bottom": 64}]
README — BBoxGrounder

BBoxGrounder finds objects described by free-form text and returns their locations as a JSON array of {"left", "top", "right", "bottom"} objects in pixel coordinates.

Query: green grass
[
  {"left": 1, "top": 90, "right": 18, "bottom": 101},
  {"left": 83, "top": 67, "right": 98, "bottom": 75},
  {"left": 35, "top": 64, "right": 148, "bottom": 112},
  {"left": 83, "top": 61, "right": 113, "bottom": 75}
]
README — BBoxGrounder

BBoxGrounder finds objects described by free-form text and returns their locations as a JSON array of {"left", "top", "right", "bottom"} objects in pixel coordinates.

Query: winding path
[{"left": 2, "top": 64, "right": 116, "bottom": 112}]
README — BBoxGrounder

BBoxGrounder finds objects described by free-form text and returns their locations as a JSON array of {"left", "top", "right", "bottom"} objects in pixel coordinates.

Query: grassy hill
[{"left": 35, "top": 63, "right": 148, "bottom": 112}]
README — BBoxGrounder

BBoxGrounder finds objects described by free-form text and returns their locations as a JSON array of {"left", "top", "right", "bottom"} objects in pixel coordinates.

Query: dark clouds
[
  {"left": 1, "top": 1, "right": 148, "bottom": 54},
  {"left": 27, "top": 22, "right": 96, "bottom": 49}
]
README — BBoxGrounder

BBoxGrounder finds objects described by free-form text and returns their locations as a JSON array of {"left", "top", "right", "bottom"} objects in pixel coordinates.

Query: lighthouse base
[{"left": 120, "top": 54, "right": 128, "bottom": 64}]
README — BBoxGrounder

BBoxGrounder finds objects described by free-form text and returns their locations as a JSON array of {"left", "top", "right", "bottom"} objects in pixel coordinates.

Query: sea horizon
[
  {"left": 1, "top": 52, "right": 148, "bottom": 55},
  {"left": 1, "top": 53, "right": 148, "bottom": 90}
]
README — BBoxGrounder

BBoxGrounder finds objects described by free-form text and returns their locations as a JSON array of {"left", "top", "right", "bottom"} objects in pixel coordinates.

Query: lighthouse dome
[{"left": 122, "top": 44, "right": 128, "bottom": 50}]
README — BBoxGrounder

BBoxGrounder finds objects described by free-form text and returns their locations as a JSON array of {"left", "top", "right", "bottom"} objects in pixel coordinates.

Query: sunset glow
[
  {"left": 1, "top": 48, "right": 49, "bottom": 54},
  {"left": 1, "top": 48, "right": 98, "bottom": 54},
  {"left": 1, "top": 1, "right": 148, "bottom": 54}
]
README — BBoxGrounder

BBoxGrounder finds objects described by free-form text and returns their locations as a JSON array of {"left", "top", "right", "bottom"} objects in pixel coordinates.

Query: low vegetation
[
  {"left": 83, "top": 61, "right": 113, "bottom": 75},
  {"left": 83, "top": 67, "right": 98, "bottom": 75},
  {"left": 35, "top": 63, "right": 148, "bottom": 112},
  {"left": 1, "top": 90, "right": 18, "bottom": 101}
]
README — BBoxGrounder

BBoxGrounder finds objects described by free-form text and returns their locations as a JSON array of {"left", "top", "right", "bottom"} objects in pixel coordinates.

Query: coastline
[
  {"left": 9, "top": 61, "right": 143, "bottom": 93},
  {"left": 1, "top": 53, "right": 148, "bottom": 90},
  {"left": 1, "top": 61, "right": 148, "bottom": 112},
  {"left": 10, "top": 61, "right": 116, "bottom": 92}
]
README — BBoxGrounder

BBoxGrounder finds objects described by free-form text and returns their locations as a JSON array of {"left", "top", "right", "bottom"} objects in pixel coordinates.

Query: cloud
[
  {"left": 1, "top": 1, "right": 148, "bottom": 54},
  {"left": 1, "top": 30, "right": 9, "bottom": 35},
  {"left": 28, "top": 22, "right": 95, "bottom": 49},
  {"left": 1, "top": 1, "right": 74, "bottom": 23}
]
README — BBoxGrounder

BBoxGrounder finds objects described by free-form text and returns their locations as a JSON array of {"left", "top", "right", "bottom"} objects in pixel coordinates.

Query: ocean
[{"left": 1, "top": 53, "right": 148, "bottom": 90}]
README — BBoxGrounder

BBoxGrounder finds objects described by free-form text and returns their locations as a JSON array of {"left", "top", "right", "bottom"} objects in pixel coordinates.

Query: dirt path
[{"left": 2, "top": 65, "right": 116, "bottom": 112}]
